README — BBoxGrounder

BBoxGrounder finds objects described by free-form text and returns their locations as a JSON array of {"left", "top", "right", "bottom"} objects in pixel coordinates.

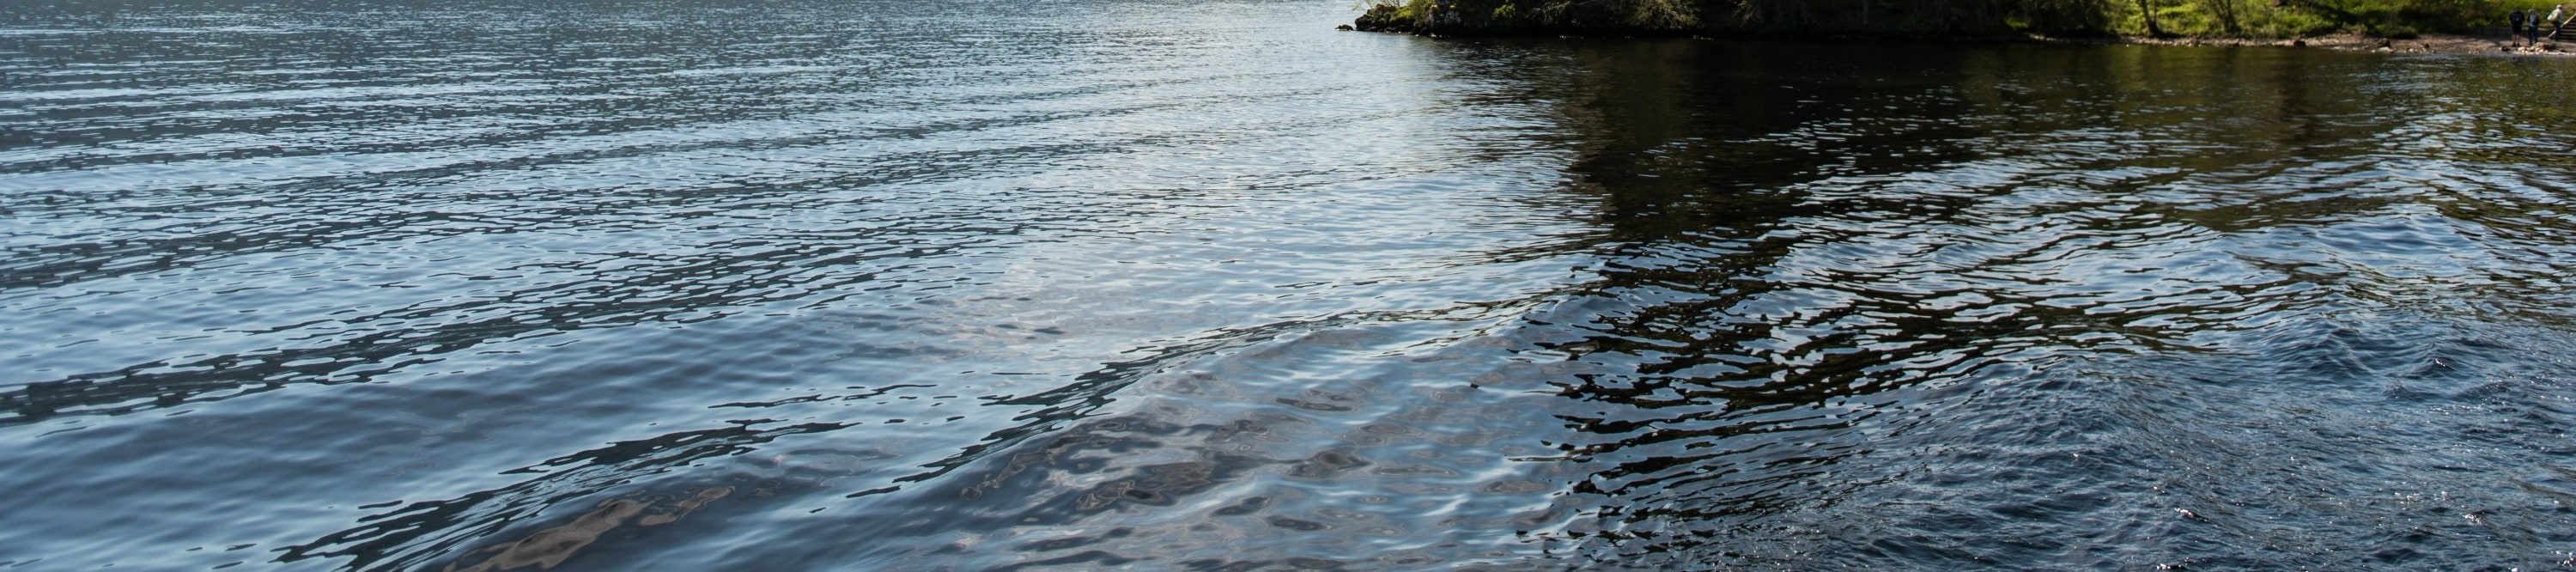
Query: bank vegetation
[{"left": 1350, "top": 0, "right": 2571, "bottom": 38}]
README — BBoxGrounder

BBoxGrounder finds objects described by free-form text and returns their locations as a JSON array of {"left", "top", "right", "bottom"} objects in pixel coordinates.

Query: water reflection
[
  {"left": 1511, "top": 40, "right": 2576, "bottom": 569},
  {"left": 3, "top": 0, "right": 2576, "bottom": 570}
]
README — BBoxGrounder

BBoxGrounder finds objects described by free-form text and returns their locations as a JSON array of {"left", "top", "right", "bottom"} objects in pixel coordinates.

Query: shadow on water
[{"left": 1480, "top": 39, "right": 2576, "bottom": 569}]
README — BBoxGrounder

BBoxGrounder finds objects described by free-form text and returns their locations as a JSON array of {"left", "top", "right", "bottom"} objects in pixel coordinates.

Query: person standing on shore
[
  {"left": 2514, "top": 9, "right": 2529, "bottom": 40},
  {"left": 2550, "top": 5, "right": 2567, "bottom": 40}
]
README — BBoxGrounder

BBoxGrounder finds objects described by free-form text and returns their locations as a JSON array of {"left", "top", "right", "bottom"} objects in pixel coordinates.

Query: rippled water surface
[{"left": 6, "top": 0, "right": 2576, "bottom": 569}]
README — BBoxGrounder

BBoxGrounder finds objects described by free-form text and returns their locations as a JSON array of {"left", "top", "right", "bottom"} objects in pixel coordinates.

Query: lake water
[{"left": 5, "top": 0, "right": 2576, "bottom": 569}]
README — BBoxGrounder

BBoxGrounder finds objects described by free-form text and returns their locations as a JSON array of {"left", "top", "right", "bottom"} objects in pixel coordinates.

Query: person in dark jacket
[{"left": 2513, "top": 9, "right": 2529, "bottom": 40}]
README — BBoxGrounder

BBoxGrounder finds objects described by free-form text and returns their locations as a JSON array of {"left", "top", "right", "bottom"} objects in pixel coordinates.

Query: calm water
[{"left": 5, "top": 0, "right": 2576, "bottom": 569}]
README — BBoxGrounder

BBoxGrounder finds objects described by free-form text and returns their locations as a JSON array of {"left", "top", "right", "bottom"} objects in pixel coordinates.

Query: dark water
[{"left": 5, "top": 0, "right": 2576, "bottom": 569}]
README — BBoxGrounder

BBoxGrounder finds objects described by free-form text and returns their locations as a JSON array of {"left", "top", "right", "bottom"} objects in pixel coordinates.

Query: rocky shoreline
[
  {"left": 1339, "top": 3, "right": 2574, "bottom": 58},
  {"left": 2053, "top": 32, "right": 2573, "bottom": 56},
  {"left": 1337, "top": 24, "right": 2575, "bottom": 57}
]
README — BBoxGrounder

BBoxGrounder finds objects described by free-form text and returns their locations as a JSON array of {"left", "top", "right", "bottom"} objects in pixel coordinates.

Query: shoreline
[
  {"left": 2042, "top": 31, "right": 2573, "bottom": 56},
  {"left": 1342, "top": 24, "right": 2576, "bottom": 57}
]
